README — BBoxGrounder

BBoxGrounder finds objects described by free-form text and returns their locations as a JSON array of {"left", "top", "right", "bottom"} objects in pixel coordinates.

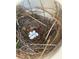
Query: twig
[
  {"left": 51, "top": 26, "right": 61, "bottom": 43},
  {"left": 39, "top": 0, "right": 45, "bottom": 20},
  {"left": 37, "top": 7, "right": 61, "bottom": 26},
  {"left": 45, "top": 21, "right": 56, "bottom": 41},
  {"left": 22, "top": 12, "right": 47, "bottom": 27},
  {"left": 27, "top": 55, "right": 31, "bottom": 59},
  {"left": 38, "top": 37, "right": 51, "bottom": 59},
  {"left": 28, "top": 0, "right": 33, "bottom": 15},
  {"left": 16, "top": 39, "right": 19, "bottom": 45},
  {"left": 20, "top": 44, "right": 36, "bottom": 53},
  {"left": 30, "top": 44, "right": 56, "bottom": 46}
]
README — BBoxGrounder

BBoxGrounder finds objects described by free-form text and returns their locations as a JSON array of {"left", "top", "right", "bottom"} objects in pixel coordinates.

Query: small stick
[
  {"left": 37, "top": 7, "right": 61, "bottom": 26},
  {"left": 38, "top": 37, "right": 51, "bottom": 59},
  {"left": 28, "top": 0, "right": 33, "bottom": 15},
  {"left": 45, "top": 21, "right": 56, "bottom": 41},
  {"left": 16, "top": 39, "right": 19, "bottom": 46},
  {"left": 30, "top": 44, "right": 56, "bottom": 46},
  {"left": 22, "top": 12, "right": 47, "bottom": 27},
  {"left": 39, "top": 0, "right": 45, "bottom": 21},
  {"left": 52, "top": 26, "right": 60, "bottom": 43},
  {"left": 20, "top": 45, "right": 36, "bottom": 53},
  {"left": 27, "top": 55, "right": 31, "bottom": 59}
]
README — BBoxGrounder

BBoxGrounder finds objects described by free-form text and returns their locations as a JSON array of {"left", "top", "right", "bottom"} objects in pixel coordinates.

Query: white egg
[{"left": 28, "top": 30, "right": 39, "bottom": 40}]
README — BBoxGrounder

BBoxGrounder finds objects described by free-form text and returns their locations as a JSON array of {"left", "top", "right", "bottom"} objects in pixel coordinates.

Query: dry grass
[{"left": 16, "top": 0, "right": 62, "bottom": 59}]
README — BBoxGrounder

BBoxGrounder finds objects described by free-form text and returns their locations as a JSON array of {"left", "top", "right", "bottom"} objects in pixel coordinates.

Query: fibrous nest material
[{"left": 16, "top": 0, "right": 62, "bottom": 59}]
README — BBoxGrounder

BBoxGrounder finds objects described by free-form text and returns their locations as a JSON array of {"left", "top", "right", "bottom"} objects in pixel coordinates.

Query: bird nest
[{"left": 16, "top": 0, "right": 62, "bottom": 59}]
